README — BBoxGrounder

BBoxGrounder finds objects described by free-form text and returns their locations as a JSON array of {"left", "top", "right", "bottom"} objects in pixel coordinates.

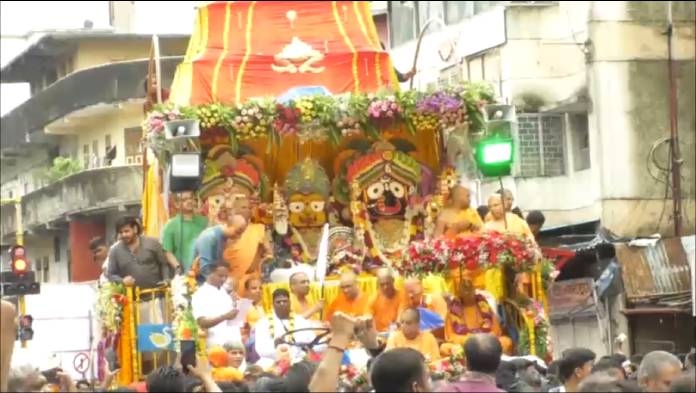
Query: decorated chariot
[{"left": 96, "top": 1, "right": 553, "bottom": 385}]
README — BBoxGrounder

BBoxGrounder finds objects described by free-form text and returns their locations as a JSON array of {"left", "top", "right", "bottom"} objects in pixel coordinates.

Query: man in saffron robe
[
  {"left": 440, "top": 275, "right": 513, "bottom": 356},
  {"left": 367, "top": 268, "right": 406, "bottom": 333},
  {"left": 400, "top": 277, "right": 448, "bottom": 320},
  {"left": 386, "top": 308, "right": 440, "bottom": 362},
  {"left": 223, "top": 197, "right": 273, "bottom": 285},
  {"left": 434, "top": 185, "right": 483, "bottom": 239},
  {"left": 289, "top": 272, "right": 323, "bottom": 320},
  {"left": 324, "top": 272, "right": 369, "bottom": 322},
  {"left": 485, "top": 194, "right": 535, "bottom": 243}
]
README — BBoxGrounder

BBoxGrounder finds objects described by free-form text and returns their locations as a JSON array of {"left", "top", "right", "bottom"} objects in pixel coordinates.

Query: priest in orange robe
[
  {"left": 400, "top": 278, "right": 448, "bottom": 319},
  {"left": 440, "top": 274, "right": 513, "bottom": 356},
  {"left": 289, "top": 272, "right": 322, "bottom": 320},
  {"left": 367, "top": 268, "right": 406, "bottom": 333},
  {"left": 433, "top": 185, "right": 483, "bottom": 239},
  {"left": 386, "top": 308, "right": 441, "bottom": 362},
  {"left": 223, "top": 197, "right": 273, "bottom": 285},
  {"left": 324, "top": 272, "right": 369, "bottom": 321}
]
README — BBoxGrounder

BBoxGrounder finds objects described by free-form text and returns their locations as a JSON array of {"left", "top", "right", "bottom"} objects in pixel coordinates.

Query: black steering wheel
[{"left": 275, "top": 327, "right": 332, "bottom": 352}]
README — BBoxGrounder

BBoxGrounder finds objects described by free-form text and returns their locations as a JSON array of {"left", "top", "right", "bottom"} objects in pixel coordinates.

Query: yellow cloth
[
  {"left": 245, "top": 303, "right": 265, "bottom": 327},
  {"left": 441, "top": 298, "right": 512, "bottom": 355},
  {"left": 324, "top": 292, "right": 370, "bottom": 322},
  {"left": 367, "top": 290, "right": 406, "bottom": 333},
  {"left": 141, "top": 160, "right": 169, "bottom": 238},
  {"left": 485, "top": 213, "right": 535, "bottom": 242},
  {"left": 290, "top": 292, "right": 321, "bottom": 320},
  {"left": 386, "top": 330, "right": 441, "bottom": 362},
  {"left": 223, "top": 223, "right": 266, "bottom": 284},
  {"left": 444, "top": 208, "right": 484, "bottom": 238}
]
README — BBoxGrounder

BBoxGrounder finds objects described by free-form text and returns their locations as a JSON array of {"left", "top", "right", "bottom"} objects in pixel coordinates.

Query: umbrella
[{"left": 418, "top": 307, "right": 445, "bottom": 331}]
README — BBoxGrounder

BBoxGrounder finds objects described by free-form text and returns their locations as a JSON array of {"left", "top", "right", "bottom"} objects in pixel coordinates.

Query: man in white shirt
[
  {"left": 254, "top": 288, "right": 325, "bottom": 365},
  {"left": 191, "top": 263, "right": 241, "bottom": 347}
]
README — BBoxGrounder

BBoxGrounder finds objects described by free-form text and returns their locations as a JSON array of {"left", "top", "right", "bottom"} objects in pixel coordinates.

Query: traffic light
[
  {"left": 18, "top": 315, "right": 33, "bottom": 341},
  {"left": 476, "top": 104, "right": 516, "bottom": 178},
  {"left": 1, "top": 245, "right": 40, "bottom": 296},
  {"left": 10, "top": 245, "right": 28, "bottom": 275},
  {"left": 476, "top": 136, "right": 514, "bottom": 177}
]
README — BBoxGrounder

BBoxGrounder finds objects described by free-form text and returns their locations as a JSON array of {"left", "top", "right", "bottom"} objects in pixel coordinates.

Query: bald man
[
  {"left": 289, "top": 272, "right": 323, "bottom": 320},
  {"left": 366, "top": 268, "right": 406, "bottom": 332},
  {"left": 386, "top": 308, "right": 440, "bottom": 362},
  {"left": 324, "top": 272, "right": 369, "bottom": 322},
  {"left": 434, "top": 185, "right": 483, "bottom": 239},
  {"left": 400, "top": 277, "right": 448, "bottom": 319},
  {"left": 484, "top": 194, "right": 535, "bottom": 243}
]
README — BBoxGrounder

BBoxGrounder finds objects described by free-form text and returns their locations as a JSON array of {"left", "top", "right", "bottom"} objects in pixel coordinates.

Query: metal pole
[
  {"left": 409, "top": 17, "right": 447, "bottom": 90},
  {"left": 666, "top": 1, "right": 683, "bottom": 237}
]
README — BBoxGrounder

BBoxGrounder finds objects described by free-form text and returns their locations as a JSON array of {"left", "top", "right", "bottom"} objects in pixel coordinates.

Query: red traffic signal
[{"left": 10, "top": 245, "right": 29, "bottom": 274}]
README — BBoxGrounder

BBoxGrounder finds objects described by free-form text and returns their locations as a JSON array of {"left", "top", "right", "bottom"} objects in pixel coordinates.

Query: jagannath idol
[
  {"left": 273, "top": 158, "right": 331, "bottom": 264},
  {"left": 199, "top": 144, "right": 268, "bottom": 226},
  {"left": 333, "top": 140, "right": 423, "bottom": 270}
]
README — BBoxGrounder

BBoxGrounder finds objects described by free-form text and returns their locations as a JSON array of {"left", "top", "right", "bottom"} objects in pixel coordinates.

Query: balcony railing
[
  {"left": 0, "top": 56, "right": 183, "bottom": 150},
  {"left": 1, "top": 165, "right": 144, "bottom": 237}
]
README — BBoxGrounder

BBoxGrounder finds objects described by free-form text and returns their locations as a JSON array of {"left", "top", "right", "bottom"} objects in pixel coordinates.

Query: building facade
[
  {"left": 0, "top": 31, "right": 188, "bottom": 283},
  {"left": 384, "top": 1, "right": 695, "bottom": 237}
]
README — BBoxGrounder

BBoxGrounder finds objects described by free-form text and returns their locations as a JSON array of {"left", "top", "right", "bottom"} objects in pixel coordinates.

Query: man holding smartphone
[{"left": 192, "top": 263, "right": 243, "bottom": 347}]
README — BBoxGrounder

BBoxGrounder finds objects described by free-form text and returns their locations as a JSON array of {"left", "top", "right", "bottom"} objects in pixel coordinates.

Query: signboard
[
  {"left": 73, "top": 352, "right": 90, "bottom": 374},
  {"left": 136, "top": 324, "right": 175, "bottom": 353},
  {"left": 548, "top": 278, "right": 596, "bottom": 320}
]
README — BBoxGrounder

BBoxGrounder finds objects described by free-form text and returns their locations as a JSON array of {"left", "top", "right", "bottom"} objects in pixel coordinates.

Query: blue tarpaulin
[{"left": 276, "top": 86, "right": 332, "bottom": 104}]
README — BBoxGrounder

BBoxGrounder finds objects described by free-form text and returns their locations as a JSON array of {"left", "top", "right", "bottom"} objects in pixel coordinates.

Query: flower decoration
[
  {"left": 96, "top": 282, "right": 127, "bottom": 334},
  {"left": 228, "top": 100, "right": 273, "bottom": 141},
  {"left": 170, "top": 274, "right": 199, "bottom": 349},
  {"left": 143, "top": 82, "right": 496, "bottom": 150},
  {"left": 337, "top": 365, "right": 371, "bottom": 392},
  {"left": 396, "top": 232, "right": 538, "bottom": 277},
  {"left": 429, "top": 351, "right": 466, "bottom": 382},
  {"left": 396, "top": 238, "right": 450, "bottom": 278},
  {"left": 367, "top": 95, "right": 402, "bottom": 129}
]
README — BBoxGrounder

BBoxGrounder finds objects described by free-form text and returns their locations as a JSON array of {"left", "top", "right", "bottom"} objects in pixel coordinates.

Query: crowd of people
[
  {"left": 1, "top": 187, "right": 693, "bottom": 392},
  {"left": 2, "top": 296, "right": 695, "bottom": 392}
]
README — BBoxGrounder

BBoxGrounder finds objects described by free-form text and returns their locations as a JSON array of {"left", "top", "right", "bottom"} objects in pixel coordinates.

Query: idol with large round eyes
[
  {"left": 366, "top": 182, "right": 385, "bottom": 200},
  {"left": 289, "top": 201, "right": 305, "bottom": 214},
  {"left": 310, "top": 200, "right": 325, "bottom": 213},
  {"left": 389, "top": 181, "right": 406, "bottom": 199}
]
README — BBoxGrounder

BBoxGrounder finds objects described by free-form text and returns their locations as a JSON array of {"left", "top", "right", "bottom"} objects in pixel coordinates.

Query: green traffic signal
[{"left": 476, "top": 137, "right": 513, "bottom": 177}]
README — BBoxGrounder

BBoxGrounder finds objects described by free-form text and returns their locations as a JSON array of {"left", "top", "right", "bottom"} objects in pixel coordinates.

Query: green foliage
[{"left": 44, "top": 156, "right": 82, "bottom": 183}]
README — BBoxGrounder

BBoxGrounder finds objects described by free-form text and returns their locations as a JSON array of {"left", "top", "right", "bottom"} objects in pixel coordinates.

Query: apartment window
[
  {"left": 105, "top": 134, "right": 112, "bottom": 153},
  {"left": 570, "top": 113, "right": 590, "bottom": 171},
  {"left": 418, "top": 1, "right": 444, "bottom": 35},
  {"left": 124, "top": 127, "right": 144, "bottom": 165},
  {"left": 517, "top": 114, "right": 566, "bottom": 177},
  {"left": 445, "top": 1, "right": 474, "bottom": 24},
  {"left": 41, "top": 257, "right": 49, "bottom": 283},
  {"left": 389, "top": 1, "right": 417, "bottom": 47}
]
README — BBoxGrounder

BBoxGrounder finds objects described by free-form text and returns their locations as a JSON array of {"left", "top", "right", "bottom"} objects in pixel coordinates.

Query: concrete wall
[
  {"left": 71, "top": 38, "right": 189, "bottom": 73},
  {"left": 70, "top": 103, "right": 145, "bottom": 168},
  {"left": 2, "top": 165, "right": 143, "bottom": 233},
  {"left": 588, "top": 1, "right": 696, "bottom": 236}
]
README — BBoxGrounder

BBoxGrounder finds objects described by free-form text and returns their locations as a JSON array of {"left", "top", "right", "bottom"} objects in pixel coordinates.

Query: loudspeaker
[
  {"left": 164, "top": 119, "right": 201, "bottom": 140},
  {"left": 169, "top": 153, "right": 202, "bottom": 192}
]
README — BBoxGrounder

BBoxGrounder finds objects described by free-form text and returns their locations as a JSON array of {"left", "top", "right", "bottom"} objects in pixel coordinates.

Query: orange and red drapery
[{"left": 169, "top": 1, "right": 399, "bottom": 106}]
